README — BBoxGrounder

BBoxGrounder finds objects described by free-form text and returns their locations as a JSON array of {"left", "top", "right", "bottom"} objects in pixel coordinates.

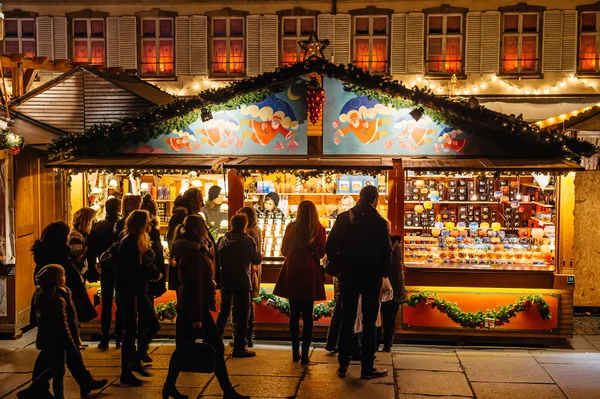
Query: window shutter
[
  {"left": 465, "top": 12, "right": 482, "bottom": 74},
  {"left": 119, "top": 16, "right": 137, "bottom": 70},
  {"left": 561, "top": 10, "right": 577, "bottom": 73},
  {"left": 318, "top": 14, "right": 334, "bottom": 61},
  {"left": 36, "top": 16, "right": 54, "bottom": 59},
  {"left": 52, "top": 16, "right": 68, "bottom": 60},
  {"left": 246, "top": 15, "right": 261, "bottom": 77},
  {"left": 333, "top": 14, "right": 351, "bottom": 65},
  {"left": 190, "top": 15, "right": 207, "bottom": 76},
  {"left": 480, "top": 11, "right": 500, "bottom": 74},
  {"left": 176, "top": 16, "right": 191, "bottom": 76},
  {"left": 406, "top": 13, "right": 424, "bottom": 74},
  {"left": 390, "top": 13, "right": 407, "bottom": 75},
  {"left": 106, "top": 17, "right": 120, "bottom": 68},
  {"left": 260, "top": 15, "right": 278, "bottom": 73}
]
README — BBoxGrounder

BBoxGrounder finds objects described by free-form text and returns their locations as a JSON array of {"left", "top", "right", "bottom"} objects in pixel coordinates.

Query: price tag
[{"left": 567, "top": 275, "right": 575, "bottom": 284}]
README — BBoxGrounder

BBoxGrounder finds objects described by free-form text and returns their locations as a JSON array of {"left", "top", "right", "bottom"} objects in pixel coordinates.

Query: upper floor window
[
  {"left": 426, "top": 14, "right": 462, "bottom": 74},
  {"left": 501, "top": 13, "right": 539, "bottom": 73},
  {"left": 281, "top": 16, "right": 315, "bottom": 66},
  {"left": 140, "top": 18, "right": 174, "bottom": 76},
  {"left": 353, "top": 15, "right": 388, "bottom": 73},
  {"left": 4, "top": 18, "right": 36, "bottom": 57},
  {"left": 73, "top": 18, "right": 105, "bottom": 65},
  {"left": 580, "top": 12, "right": 600, "bottom": 72},
  {"left": 211, "top": 17, "right": 244, "bottom": 76}
]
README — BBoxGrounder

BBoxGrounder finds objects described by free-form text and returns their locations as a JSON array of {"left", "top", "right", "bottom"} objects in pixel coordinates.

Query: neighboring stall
[{"left": 47, "top": 57, "right": 597, "bottom": 343}]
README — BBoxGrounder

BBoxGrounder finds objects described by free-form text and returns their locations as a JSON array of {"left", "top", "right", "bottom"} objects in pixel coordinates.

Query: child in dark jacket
[
  {"left": 216, "top": 214, "right": 262, "bottom": 358},
  {"left": 18, "top": 264, "right": 107, "bottom": 399}
]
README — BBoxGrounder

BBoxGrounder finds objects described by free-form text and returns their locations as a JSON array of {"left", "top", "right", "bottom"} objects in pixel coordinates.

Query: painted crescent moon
[{"left": 287, "top": 86, "right": 301, "bottom": 101}]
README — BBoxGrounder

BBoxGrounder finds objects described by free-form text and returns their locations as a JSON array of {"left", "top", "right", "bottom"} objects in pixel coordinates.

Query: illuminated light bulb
[
  {"left": 543, "top": 88, "right": 549, "bottom": 93},
  {"left": 417, "top": 75, "right": 422, "bottom": 81},
  {"left": 534, "top": 89, "right": 540, "bottom": 94},
  {"left": 525, "top": 89, "right": 531, "bottom": 94},
  {"left": 552, "top": 86, "right": 557, "bottom": 91},
  {"left": 437, "top": 87, "right": 443, "bottom": 92},
  {"left": 508, "top": 85, "right": 514, "bottom": 90},
  {"left": 590, "top": 82, "right": 597, "bottom": 88},
  {"left": 481, "top": 83, "right": 487, "bottom": 88},
  {"left": 582, "top": 79, "right": 588, "bottom": 84},
  {"left": 473, "top": 86, "right": 479, "bottom": 93},
  {"left": 560, "top": 114, "right": 567, "bottom": 120},
  {"left": 193, "top": 82, "right": 199, "bottom": 88},
  {"left": 429, "top": 83, "right": 435, "bottom": 89},
  {"left": 491, "top": 75, "right": 497, "bottom": 81},
  {"left": 410, "top": 80, "right": 416, "bottom": 86},
  {"left": 572, "top": 111, "right": 578, "bottom": 116},
  {"left": 569, "top": 75, "right": 576, "bottom": 81},
  {"left": 212, "top": 83, "right": 217, "bottom": 88},
  {"left": 464, "top": 89, "right": 469, "bottom": 94},
  {"left": 548, "top": 117, "right": 555, "bottom": 123},
  {"left": 517, "top": 87, "right": 522, "bottom": 93},
  {"left": 560, "top": 81, "right": 566, "bottom": 87}
]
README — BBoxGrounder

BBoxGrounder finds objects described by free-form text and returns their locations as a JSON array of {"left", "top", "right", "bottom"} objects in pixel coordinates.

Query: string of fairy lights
[{"left": 411, "top": 74, "right": 599, "bottom": 96}]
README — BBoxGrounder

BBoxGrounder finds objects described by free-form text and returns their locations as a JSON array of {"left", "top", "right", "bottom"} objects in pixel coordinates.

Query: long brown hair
[
  {"left": 182, "top": 188, "right": 203, "bottom": 214},
  {"left": 126, "top": 210, "right": 151, "bottom": 253},
  {"left": 121, "top": 194, "right": 142, "bottom": 218},
  {"left": 294, "top": 200, "right": 321, "bottom": 247},
  {"left": 237, "top": 206, "right": 257, "bottom": 227},
  {"left": 72, "top": 207, "right": 96, "bottom": 234}
]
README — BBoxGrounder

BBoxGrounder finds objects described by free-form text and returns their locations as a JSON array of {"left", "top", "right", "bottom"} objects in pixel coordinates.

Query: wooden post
[
  {"left": 387, "top": 158, "right": 404, "bottom": 236},
  {"left": 227, "top": 169, "right": 244, "bottom": 222}
]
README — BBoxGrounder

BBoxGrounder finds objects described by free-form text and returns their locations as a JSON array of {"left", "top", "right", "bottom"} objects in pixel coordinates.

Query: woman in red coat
[{"left": 274, "top": 200, "right": 326, "bottom": 365}]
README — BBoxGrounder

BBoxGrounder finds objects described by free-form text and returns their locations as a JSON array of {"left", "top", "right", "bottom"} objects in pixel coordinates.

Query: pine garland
[
  {"left": 406, "top": 292, "right": 552, "bottom": 329},
  {"left": 47, "top": 59, "right": 598, "bottom": 162},
  {"left": 253, "top": 288, "right": 336, "bottom": 321},
  {"left": 156, "top": 300, "right": 178, "bottom": 322},
  {"left": 0, "top": 130, "right": 24, "bottom": 154}
]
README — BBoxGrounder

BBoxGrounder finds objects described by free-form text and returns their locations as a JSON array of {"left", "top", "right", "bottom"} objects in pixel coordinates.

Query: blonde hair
[
  {"left": 126, "top": 210, "right": 151, "bottom": 254},
  {"left": 73, "top": 207, "right": 96, "bottom": 234}
]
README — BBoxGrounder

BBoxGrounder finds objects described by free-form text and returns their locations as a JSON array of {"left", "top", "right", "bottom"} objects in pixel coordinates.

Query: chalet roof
[
  {"left": 11, "top": 66, "right": 175, "bottom": 107},
  {"left": 46, "top": 59, "right": 598, "bottom": 162},
  {"left": 0, "top": 107, "right": 64, "bottom": 146}
]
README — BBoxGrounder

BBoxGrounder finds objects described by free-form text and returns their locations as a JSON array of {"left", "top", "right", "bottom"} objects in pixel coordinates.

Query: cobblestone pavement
[{"left": 1, "top": 317, "right": 600, "bottom": 399}]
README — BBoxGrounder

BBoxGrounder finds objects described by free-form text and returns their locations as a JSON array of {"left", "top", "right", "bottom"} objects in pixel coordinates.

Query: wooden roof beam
[{"left": 0, "top": 55, "right": 73, "bottom": 72}]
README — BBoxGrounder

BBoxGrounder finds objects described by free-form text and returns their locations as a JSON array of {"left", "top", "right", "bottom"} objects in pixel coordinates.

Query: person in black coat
[
  {"left": 31, "top": 221, "right": 97, "bottom": 325},
  {"left": 87, "top": 197, "right": 122, "bottom": 350},
  {"left": 216, "top": 214, "right": 262, "bottom": 358},
  {"left": 116, "top": 210, "right": 160, "bottom": 386},
  {"left": 326, "top": 185, "right": 392, "bottom": 380},
  {"left": 19, "top": 264, "right": 107, "bottom": 399},
  {"left": 114, "top": 194, "right": 142, "bottom": 241}
]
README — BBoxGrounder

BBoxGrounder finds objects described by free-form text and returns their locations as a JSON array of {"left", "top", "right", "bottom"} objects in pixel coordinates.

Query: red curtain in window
[
  {"left": 4, "top": 40, "right": 19, "bottom": 54},
  {"left": 580, "top": 35, "right": 597, "bottom": 71},
  {"left": 142, "top": 41, "right": 157, "bottom": 75},
  {"left": 502, "top": 36, "right": 519, "bottom": 72},
  {"left": 22, "top": 41, "right": 35, "bottom": 57},
  {"left": 427, "top": 38, "right": 442, "bottom": 72},
  {"left": 212, "top": 39, "right": 227, "bottom": 73},
  {"left": 90, "top": 41, "right": 104, "bottom": 65},
  {"left": 521, "top": 36, "right": 536, "bottom": 71},
  {"left": 355, "top": 39, "right": 370, "bottom": 70},
  {"left": 372, "top": 38, "right": 387, "bottom": 72},
  {"left": 282, "top": 39, "right": 297, "bottom": 66},
  {"left": 159, "top": 39, "right": 173, "bottom": 75},
  {"left": 73, "top": 41, "right": 89, "bottom": 63},
  {"left": 445, "top": 37, "right": 460, "bottom": 72},
  {"left": 229, "top": 39, "right": 244, "bottom": 73}
]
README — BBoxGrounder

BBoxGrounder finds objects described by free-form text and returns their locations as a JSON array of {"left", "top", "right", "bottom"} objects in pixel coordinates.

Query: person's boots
[
  {"left": 162, "top": 383, "right": 189, "bottom": 399},
  {"left": 131, "top": 353, "right": 151, "bottom": 377},
  {"left": 17, "top": 385, "right": 54, "bottom": 399},
  {"left": 292, "top": 339, "right": 300, "bottom": 362},
  {"left": 301, "top": 341, "right": 311, "bottom": 365},
  {"left": 98, "top": 336, "right": 109, "bottom": 350},
  {"left": 80, "top": 372, "right": 108, "bottom": 397},
  {"left": 223, "top": 386, "right": 250, "bottom": 399}
]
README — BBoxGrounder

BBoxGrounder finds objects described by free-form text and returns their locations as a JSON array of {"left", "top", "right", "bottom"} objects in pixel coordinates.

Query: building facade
[{"left": 3, "top": 0, "right": 600, "bottom": 122}]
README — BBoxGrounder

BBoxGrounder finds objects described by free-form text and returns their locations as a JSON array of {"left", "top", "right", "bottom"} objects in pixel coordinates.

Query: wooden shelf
[
  {"left": 248, "top": 192, "right": 384, "bottom": 196},
  {"left": 522, "top": 183, "right": 555, "bottom": 190},
  {"left": 530, "top": 201, "right": 554, "bottom": 208},
  {"left": 530, "top": 217, "right": 554, "bottom": 225},
  {"left": 155, "top": 200, "right": 175, "bottom": 203}
]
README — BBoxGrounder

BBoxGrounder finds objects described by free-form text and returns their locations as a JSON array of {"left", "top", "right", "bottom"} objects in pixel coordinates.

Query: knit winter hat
[
  {"left": 265, "top": 192, "right": 280, "bottom": 207},
  {"left": 35, "top": 264, "right": 65, "bottom": 288},
  {"left": 208, "top": 185, "right": 222, "bottom": 201}
]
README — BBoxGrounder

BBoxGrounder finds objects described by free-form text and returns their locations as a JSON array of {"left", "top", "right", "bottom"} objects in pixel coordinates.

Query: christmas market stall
[{"left": 47, "top": 54, "right": 596, "bottom": 343}]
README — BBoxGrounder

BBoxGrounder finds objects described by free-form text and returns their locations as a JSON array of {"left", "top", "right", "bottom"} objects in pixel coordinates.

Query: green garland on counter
[
  {"left": 406, "top": 292, "right": 552, "bottom": 329},
  {"left": 254, "top": 288, "right": 336, "bottom": 321},
  {"left": 156, "top": 300, "right": 178, "bottom": 322},
  {"left": 46, "top": 58, "right": 598, "bottom": 162}
]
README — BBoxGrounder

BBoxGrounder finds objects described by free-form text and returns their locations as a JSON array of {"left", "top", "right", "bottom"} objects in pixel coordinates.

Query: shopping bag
[
  {"left": 379, "top": 277, "right": 394, "bottom": 302},
  {"left": 176, "top": 341, "right": 216, "bottom": 374}
]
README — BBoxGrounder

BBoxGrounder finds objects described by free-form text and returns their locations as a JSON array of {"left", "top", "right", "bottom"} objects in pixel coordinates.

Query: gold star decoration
[{"left": 298, "top": 31, "right": 330, "bottom": 60}]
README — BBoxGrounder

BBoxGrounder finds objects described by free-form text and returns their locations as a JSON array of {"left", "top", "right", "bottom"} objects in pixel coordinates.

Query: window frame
[
  {"left": 501, "top": 12, "right": 540, "bottom": 74},
  {"left": 72, "top": 18, "right": 105, "bottom": 65},
  {"left": 3, "top": 18, "right": 36, "bottom": 57},
  {"left": 139, "top": 17, "right": 175, "bottom": 77},
  {"left": 280, "top": 16, "right": 316, "bottom": 66},
  {"left": 210, "top": 16, "right": 246, "bottom": 78},
  {"left": 425, "top": 13, "right": 464, "bottom": 75},
  {"left": 578, "top": 11, "right": 600, "bottom": 73},
  {"left": 352, "top": 15, "right": 389, "bottom": 74}
]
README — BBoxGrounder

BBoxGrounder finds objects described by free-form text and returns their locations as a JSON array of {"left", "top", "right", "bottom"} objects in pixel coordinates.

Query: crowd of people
[{"left": 18, "top": 184, "right": 406, "bottom": 398}]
